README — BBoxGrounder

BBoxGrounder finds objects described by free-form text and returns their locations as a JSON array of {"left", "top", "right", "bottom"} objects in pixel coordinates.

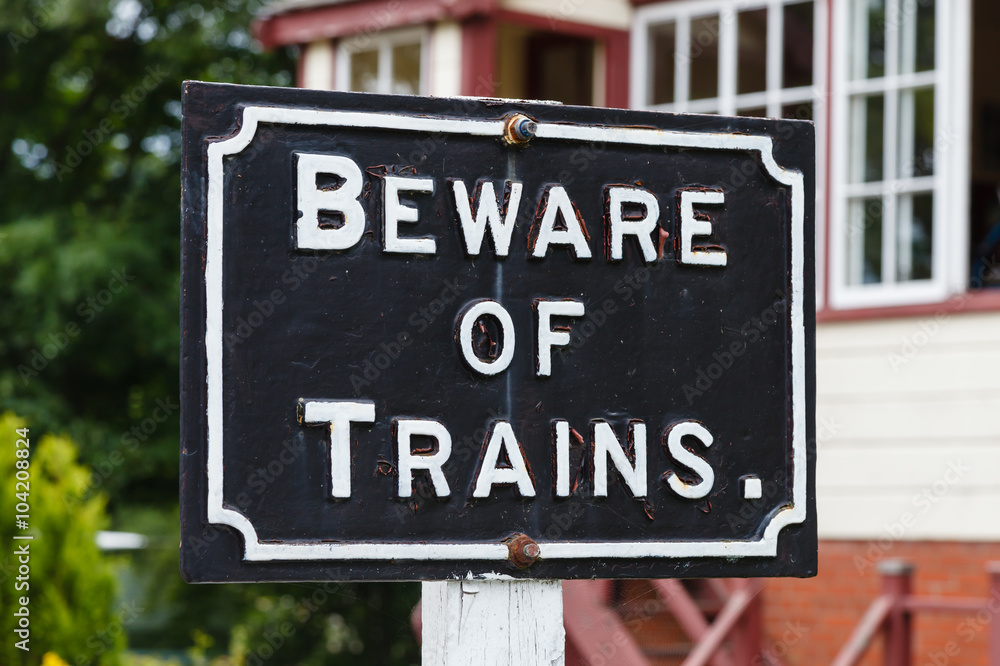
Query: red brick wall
[{"left": 759, "top": 540, "right": 1000, "bottom": 665}]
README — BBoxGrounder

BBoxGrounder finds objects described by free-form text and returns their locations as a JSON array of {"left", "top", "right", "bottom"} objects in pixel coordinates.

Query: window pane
[
  {"left": 738, "top": 9, "right": 767, "bottom": 95},
  {"left": 739, "top": 106, "right": 767, "bottom": 117},
  {"left": 897, "top": 193, "right": 933, "bottom": 281},
  {"left": 527, "top": 35, "right": 594, "bottom": 106},
  {"left": 899, "top": 87, "right": 935, "bottom": 178},
  {"left": 350, "top": 49, "right": 379, "bottom": 93},
  {"left": 914, "top": 0, "right": 935, "bottom": 72},
  {"left": 782, "top": 101, "right": 813, "bottom": 121},
  {"left": 852, "top": 0, "right": 886, "bottom": 79},
  {"left": 391, "top": 43, "right": 421, "bottom": 95},
  {"left": 783, "top": 2, "right": 814, "bottom": 88},
  {"left": 650, "top": 22, "right": 676, "bottom": 105},
  {"left": 690, "top": 15, "right": 720, "bottom": 100},
  {"left": 900, "top": 0, "right": 935, "bottom": 74},
  {"left": 851, "top": 94, "right": 885, "bottom": 183},
  {"left": 848, "top": 197, "right": 884, "bottom": 284}
]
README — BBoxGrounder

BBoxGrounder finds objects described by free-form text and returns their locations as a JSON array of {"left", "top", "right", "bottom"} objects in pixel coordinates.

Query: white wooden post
[{"left": 422, "top": 580, "right": 565, "bottom": 665}]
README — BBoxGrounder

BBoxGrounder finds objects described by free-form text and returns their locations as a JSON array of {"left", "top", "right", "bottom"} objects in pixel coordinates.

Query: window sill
[{"left": 817, "top": 288, "right": 1000, "bottom": 323}]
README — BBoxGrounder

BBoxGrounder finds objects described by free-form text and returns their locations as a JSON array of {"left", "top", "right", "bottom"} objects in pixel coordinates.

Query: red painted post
[
  {"left": 879, "top": 560, "right": 913, "bottom": 666},
  {"left": 596, "top": 578, "right": 615, "bottom": 606},
  {"left": 603, "top": 30, "right": 630, "bottom": 109},
  {"left": 987, "top": 562, "right": 1000, "bottom": 666},
  {"left": 728, "top": 580, "right": 763, "bottom": 665},
  {"left": 460, "top": 16, "right": 497, "bottom": 97}
]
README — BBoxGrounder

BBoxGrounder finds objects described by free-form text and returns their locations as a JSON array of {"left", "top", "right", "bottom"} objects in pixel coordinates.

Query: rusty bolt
[
  {"left": 506, "top": 534, "right": 541, "bottom": 568},
  {"left": 504, "top": 114, "right": 537, "bottom": 144}
]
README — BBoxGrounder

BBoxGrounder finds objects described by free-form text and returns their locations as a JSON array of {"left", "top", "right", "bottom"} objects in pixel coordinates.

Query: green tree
[
  {"left": 0, "top": 0, "right": 293, "bottom": 507},
  {"left": 0, "top": 3, "right": 421, "bottom": 663},
  {"left": 0, "top": 413, "right": 122, "bottom": 665}
]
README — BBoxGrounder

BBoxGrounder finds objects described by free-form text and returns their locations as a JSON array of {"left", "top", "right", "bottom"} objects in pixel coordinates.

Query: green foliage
[
  {"left": 0, "top": 413, "right": 122, "bottom": 665},
  {"left": 0, "top": 0, "right": 293, "bottom": 507},
  {"left": 196, "top": 582, "right": 421, "bottom": 665},
  {"left": 118, "top": 576, "right": 421, "bottom": 665},
  {"left": 1, "top": 4, "right": 421, "bottom": 664},
  {"left": 122, "top": 508, "right": 420, "bottom": 665}
]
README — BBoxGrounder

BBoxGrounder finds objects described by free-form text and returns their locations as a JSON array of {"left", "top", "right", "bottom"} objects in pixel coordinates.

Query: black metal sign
[{"left": 180, "top": 81, "right": 816, "bottom": 582}]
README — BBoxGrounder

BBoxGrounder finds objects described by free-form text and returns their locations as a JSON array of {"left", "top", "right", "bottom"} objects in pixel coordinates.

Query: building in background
[
  {"left": 254, "top": 0, "right": 630, "bottom": 105},
  {"left": 255, "top": 1, "right": 1000, "bottom": 663}
]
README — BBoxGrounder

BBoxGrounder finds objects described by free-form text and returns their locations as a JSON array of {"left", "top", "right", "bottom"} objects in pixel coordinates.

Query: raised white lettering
[
  {"left": 384, "top": 176, "right": 436, "bottom": 254},
  {"left": 456, "top": 299, "right": 516, "bottom": 376},
  {"left": 535, "top": 299, "right": 585, "bottom": 377},
  {"left": 607, "top": 186, "right": 659, "bottom": 262},
  {"left": 299, "top": 399, "right": 375, "bottom": 498},
  {"left": 396, "top": 418, "right": 452, "bottom": 497},
  {"left": 472, "top": 421, "right": 536, "bottom": 498},
  {"left": 295, "top": 153, "right": 366, "bottom": 251},
  {"left": 678, "top": 189, "right": 726, "bottom": 266},
  {"left": 530, "top": 185, "right": 592, "bottom": 259},
  {"left": 452, "top": 179, "right": 523, "bottom": 257},
  {"left": 593, "top": 420, "right": 647, "bottom": 498},
  {"left": 663, "top": 420, "right": 715, "bottom": 499}
]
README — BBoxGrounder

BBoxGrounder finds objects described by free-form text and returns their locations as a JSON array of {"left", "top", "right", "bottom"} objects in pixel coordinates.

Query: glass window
[
  {"left": 349, "top": 49, "right": 379, "bottom": 93},
  {"left": 738, "top": 9, "right": 768, "bottom": 95},
  {"left": 847, "top": 197, "right": 884, "bottom": 285},
  {"left": 637, "top": 1, "right": 819, "bottom": 118},
  {"left": 649, "top": 22, "right": 676, "bottom": 105},
  {"left": 783, "top": 2, "right": 814, "bottom": 88},
  {"left": 526, "top": 34, "right": 595, "bottom": 106},
  {"left": 391, "top": 43, "right": 421, "bottom": 95},
  {"left": 909, "top": 0, "right": 936, "bottom": 74},
  {"left": 689, "top": 15, "right": 720, "bottom": 101},
  {"left": 850, "top": 94, "right": 885, "bottom": 183},
  {"left": 339, "top": 30, "right": 424, "bottom": 96},
  {"left": 834, "top": 0, "right": 942, "bottom": 306},
  {"left": 852, "top": 0, "right": 886, "bottom": 80}
]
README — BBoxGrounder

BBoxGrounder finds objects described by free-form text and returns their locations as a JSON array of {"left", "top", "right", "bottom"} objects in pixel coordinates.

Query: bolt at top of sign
[{"left": 504, "top": 113, "right": 537, "bottom": 144}]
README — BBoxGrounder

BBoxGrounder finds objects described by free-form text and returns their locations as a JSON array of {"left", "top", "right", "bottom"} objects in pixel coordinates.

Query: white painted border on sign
[{"left": 204, "top": 105, "right": 807, "bottom": 563}]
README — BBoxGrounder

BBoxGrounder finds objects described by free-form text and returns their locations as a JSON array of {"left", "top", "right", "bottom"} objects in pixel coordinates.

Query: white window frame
[
  {"left": 631, "top": 0, "right": 828, "bottom": 308},
  {"left": 335, "top": 26, "right": 429, "bottom": 96},
  {"left": 829, "top": 0, "right": 971, "bottom": 309}
]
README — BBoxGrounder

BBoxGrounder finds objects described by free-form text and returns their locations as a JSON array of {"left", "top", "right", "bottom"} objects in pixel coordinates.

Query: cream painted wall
[
  {"left": 815, "top": 309, "right": 1000, "bottom": 541},
  {"left": 301, "top": 39, "right": 334, "bottom": 90},
  {"left": 429, "top": 21, "right": 462, "bottom": 97},
  {"left": 500, "top": 0, "right": 632, "bottom": 30}
]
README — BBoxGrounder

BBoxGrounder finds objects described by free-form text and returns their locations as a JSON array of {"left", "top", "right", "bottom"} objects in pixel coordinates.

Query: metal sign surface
[{"left": 180, "top": 81, "right": 816, "bottom": 582}]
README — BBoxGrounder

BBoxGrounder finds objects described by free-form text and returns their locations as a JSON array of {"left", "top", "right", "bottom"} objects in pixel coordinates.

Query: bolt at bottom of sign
[{"left": 506, "top": 534, "right": 541, "bottom": 568}]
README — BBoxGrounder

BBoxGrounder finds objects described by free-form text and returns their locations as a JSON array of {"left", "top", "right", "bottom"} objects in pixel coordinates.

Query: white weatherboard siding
[
  {"left": 816, "top": 310, "right": 1000, "bottom": 541},
  {"left": 500, "top": 0, "right": 632, "bottom": 30}
]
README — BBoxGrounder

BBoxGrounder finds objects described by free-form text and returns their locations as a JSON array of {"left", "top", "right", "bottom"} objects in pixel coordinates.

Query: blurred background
[{"left": 3, "top": 0, "right": 1000, "bottom": 664}]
